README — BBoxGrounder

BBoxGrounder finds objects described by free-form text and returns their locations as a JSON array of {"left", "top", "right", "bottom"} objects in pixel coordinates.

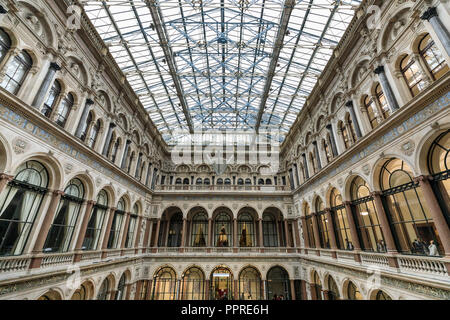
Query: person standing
[{"left": 428, "top": 240, "right": 439, "bottom": 256}]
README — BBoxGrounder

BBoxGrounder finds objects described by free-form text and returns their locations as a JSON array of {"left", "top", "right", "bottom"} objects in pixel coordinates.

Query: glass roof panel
[{"left": 83, "top": 0, "right": 361, "bottom": 145}]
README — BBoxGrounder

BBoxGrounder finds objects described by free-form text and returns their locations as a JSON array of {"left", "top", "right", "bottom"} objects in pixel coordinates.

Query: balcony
[{"left": 155, "top": 185, "right": 289, "bottom": 193}]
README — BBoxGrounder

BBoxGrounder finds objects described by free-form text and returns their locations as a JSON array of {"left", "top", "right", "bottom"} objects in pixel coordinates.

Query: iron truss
[{"left": 83, "top": 0, "right": 362, "bottom": 145}]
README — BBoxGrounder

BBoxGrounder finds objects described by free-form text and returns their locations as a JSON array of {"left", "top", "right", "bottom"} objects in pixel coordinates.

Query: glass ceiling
[{"left": 83, "top": 0, "right": 362, "bottom": 145}]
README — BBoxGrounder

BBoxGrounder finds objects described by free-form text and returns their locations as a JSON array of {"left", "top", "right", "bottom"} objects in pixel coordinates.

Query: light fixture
[{"left": 361, "top": 211, "right": 369, "bottom": 216}]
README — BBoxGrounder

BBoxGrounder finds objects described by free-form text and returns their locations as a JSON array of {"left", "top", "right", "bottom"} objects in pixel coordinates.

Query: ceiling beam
[
  {"left": 254, "top": 0, "right": 295, "bottom": 133},
  {"left": 145, "top": 0, "right": 195, "bottom": 133}
]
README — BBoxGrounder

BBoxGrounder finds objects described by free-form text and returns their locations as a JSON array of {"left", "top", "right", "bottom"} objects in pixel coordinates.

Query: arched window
[
  {"left": 339, "top": 121, "right": 351, "bottom": 149},
  {"left": 381, "top": 159, "right": 442, "bottom": 256},
  {"left": 265, "top": 179, "right": 272, "bottom": 185},
  {"left": 55, "top": 93, "right": 74, "bottom": 128},
  {"left": 181, "top": 267, "right": 205, "bottom": 300},
  {"left": 351, "top": 176, "right": 385, "bottom": 252},
  {"left": 266, "top": 267, "right": 290, "bottom": 300},
  {"left": 107, "top": 198, "right": 125, "bottom": 249},
  {"left": 127, "top": 152, "right": 135, "bottom": 174},
  {"left": 347, "top": 281, "right": 362, "bottom": 300},
  {"left": 214, "top": 212, "right": 232, "bottom": 247},
  {"left": 115, "top": 274, "right": 127, "bottom": 300},
  {"left": 419, "top": 33, "right": 449, "bottom": 81},
  {"left": 175, "top": 178, "right": 182, "bottom": 185},
  {"left": 0, "top": 161, "right": 48, "bottom": 256},
  {"left": 400, "top": 55, "right": 425, "bottom": 97},
  {"left": 1, "top": 50, "right": 32, "bottom": 94},
  {"left": 41, "top": 80, "right": 61, "bottom": 118},
  {"left": 183, "top": 178, "right": 190, "bottom": 185},
  {"left": 330, "top": 188, "right": 352, "bottom": 250},
  {"left": 315, "top": 198, "right": 330, "bottom": 249},
  {"left": 327, "top": 276, "right": 339, "bottom": 300},
  {"left": 323, "top": 138, "right": 332, "bottom": 164},
  {"left": 364, "top": 95, "right": 379, "bottom": 129},
  {"left": 88, "top": 119, "right": 101, "bottom": 148},
  {"left": 239, "top": 267, "right": 262, "bottom": 300},
  {"left": 0, "top": 28, "right": 11, "bottom": 64},
  {"left": 44, "top": 178, "right": 84, "bottom": 253},
  {"left": 347, "top": 114, "right": 357, "bottom": 143},
  {"left": 191, "top": 212, "right": 208, "bottom": 247},
  {"left": 309, "top": 152, "right": 317, "bottom": 174},
  {"left": 204, "top": 178, "right": 210, "bottom": 185},
  {"left": 374, "top": 290, "right": 392, "bottom": 300},
  {"left": 211, "top": 266, "right": 233, "bottom": 300},
  {"left": 125, "top": 204, "right": 138, "bottom": 248},
  {"left": 238, "top": 213, "right": 255, "bottom": 247},
  {"left": 311, "top": 271, "right": 322, "bottom": 300},
  {"left": 375, "top": 84, "right": 390, "bottom": 120},
  {"left": 258, "top": 178, "right": 264, "bottom": 185},
  {"left": 428, "top": 130, "right": 450, "bottom": 222},
  {"left": 196, "top": 178, "right": 203, "bottom": 185},
  {"left": 80, "top": 111, "right": 93, "bottom": 142},
  {"left": 217, "top": 178, "right": 223, "bottom": 185},
  {"left": 224, "top": 178, "right": 231, "bottom": 185},
  {"left": 71, "top": 282, "right": 92, "bottom": 300},
  {"left": 167, "top": 212, "right": 183, "bottom": 247},
  {"left": 152, "top": 267, "right": 177, "bottom": 300},
  {"left": 262, "top": 213, "right": 278, "bottom": 247},
  {"left": 82, "top": 190, "right": 108, "bottom": 251},
  {"left": 245, "top": 178, "right": 252, "bottom": 185},
  {"left": 304, "top": 203, "right": 315, "bottom": 248},
  {"left": 237, "top": 178, "right": 244, "bottom": 185},
  {"left": 97, "top": 278, "right": 110, "bottom": 300}
]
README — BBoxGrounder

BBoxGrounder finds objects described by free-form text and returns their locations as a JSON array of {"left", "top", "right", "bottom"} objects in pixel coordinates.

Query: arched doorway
[
  {"left": 266, "top": 266, "right": 290, "bottom": 300},
  {"left": 310, "top": 270, "right": 322, "bottom": 300},
  {"left": 211, "top": 266, "right": 233, "bottom": 300},
  {"left": 238, "top": 267, "right": 262, "bottom": 300}
]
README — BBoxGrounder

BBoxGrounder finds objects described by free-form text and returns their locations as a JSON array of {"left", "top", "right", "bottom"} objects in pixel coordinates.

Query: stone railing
[
  {"left": 81, "top": 251, "right": 102, "bottom": 262},
  {"left": 107, "top": 249, "right": 122, "bottom": 258},
  {"left": 41, "top": 253, "right": 75, "bottom": 268},
  {"left": 336, "top": 251, "right": 355, "bottom": 261},
  {"left": 360, "top": 252, "right": 390, "bottom": 268},
  {"left": 156, "top": 185, "right": 288, "bottom": 192},
  {"left": 0, "top": 256, "right": 31, "bottom": 273},
  {"left": 398, "top": 255, "right": 448, "bottom": 277}
]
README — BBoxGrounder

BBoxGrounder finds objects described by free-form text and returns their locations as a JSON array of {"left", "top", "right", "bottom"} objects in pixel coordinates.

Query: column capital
[
  {"left": 0, "top": 173, "right": 14, "bottom": 182},
  {"left": 312, "top": 140, "right": 317, "bottom": 146},
  {"left": 326, "top": 124, "right": 333, "bottom": 131},
  {"left": 343, "top": 201, "right": 352, "bottom": 206},
  {"left": 374, "top": 66, "right": 385, "bottom": 75},
  {"left": 87, "top": 200, "right": 96, "bottom": 206},
  {"left": 345, "top": 101, "right": 354, "bottom": 108},
  {"left": 49, "top": 62, "right": 61, "bottom": 71},
  {"left": 370, "top": 191, "right": 383, "bottom": 197},
  {"left": 413, "top": 175, "right": 432, "bottom": 184},
  {"left": 48, "top": 189, "right": 64, "bottom": 197},
  {"left": 86, "top": 98, "right": 95, "bottom": 105},
  {"left": 420, "top": 7, "right": 438, "bottom": 21}
]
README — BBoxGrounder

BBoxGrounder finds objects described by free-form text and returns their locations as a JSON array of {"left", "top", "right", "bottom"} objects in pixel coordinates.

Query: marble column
[
  {"left": 374, "top": 66, "right": 400, "bottom": 112},
  {"left": 312, "top": 141, "right": 322, "bottom": 170},
  {"left": 32, "top": 62, "right": 61, "bottom": 108},
  {"left": 102, "top": 122, "right": 116, "bottom": 156},
  {"left": 75, "top": 99, "right": 94, "bottom": 138},
  {"left": 326, "top": 124, "right": 338, "bottom": 157},
  {"left": 29, "top": 190, "right": 64, "bottom": 269},
  {"left": 208, "top": 218, "right": 212, "bottom": 247},
  {"left": 345, "top": 101, "right": 362, "bottom": 139},
  {"left": 181, "top": 218, "right": 187, "bottom": 248},
  {"left": 370, "top": 192, "right": 398, "bottom": 253},
  {"left": 284, "top": 220, "right": 290, "bottom": 247},
  {"left": 325, "top": 209, "right": 338, "bottom": 250},
  {"left": 154, "top": 219, "right": 161, "bottom": 247},
  {"left": 415, "top": 176, "right": 450, "bottom": 256},
  {"left": 233, "top": 218, "right": 238, "bottom": 248},
  {"left": 302, "top": 153, "right": 310, "bottom": 180},
  {"left": 343, "top": 202, "right": 361, "bottom": 250},
  {"left": 421, "top": 7, "right": 450, "bottom": 57},
  {"left": 258, "top": 218, "right": 264, "bottom": 247}
]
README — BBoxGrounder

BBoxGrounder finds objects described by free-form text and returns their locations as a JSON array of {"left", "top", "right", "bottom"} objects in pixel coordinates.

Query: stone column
[
  {"left": 258, "top": 218, "right": 264, "bottom": 247},
  {"left": 302, "top": 154, "right": 310, "bottom": 180},
  {"left": 120, "top": 140, "right": 131, "bottom": 169},
  {"left": 370, "top": 192, "right": 398, "bottom": 253},
  {"left": 100, "top": 207, "right": 117, "bottom": 257},
  {"left": 312, "top": 141, "right": 322, "bottom": 170},
  {"left": 293, "top": 219, "right": 301, "bottom": 248},
  {"left": 75, "top": 99, "right": 94, "bottom": 138},
  {"left": 208, "top": 218, "right": 212, "bottom": 247},
  {"left": 32, "top": 62, "right": 61, "bottom": 108},
  {"left": 345, "top": 101, "right": 362, "bottom": 139},
  {"left": 290, "top": 280, "right": 296, "bottom": 300},
  {"left": 102, "top": 123, "right": 116, "bottom": 156},
  {"left": 415, "top": 176, "right": 450, "bottom": 256},
  {"left": 181, "top": 218, "right": 187, "bottom": 248},
  {"left": 142, "top": 218, "right": 152, "bottom": 253},
  {"left": 311, "top": 214, "right": 322, "bottom": 249},
  {"left": 233, "top": 218, "right": 238, "bottom": 248},
  {"left": 374, "top": 66, "right": 400, "bottom": 112},
  {"left": 29, "top": 190, "right": 64, "bottom": 269},
  {"left": 343, "top": 202, "right": 361, "bottom": 250},
  {"left": 120, "top": 213, "right": 131, "bottom": 249},
  {"left": 73, "top": 200, "right": 96, "bottom": 262},
  {"left": 0, "top": 174, "right": 13, "bottom": 194},
  {"left": 284, "top": 219, "right": 290, "bottom": 247},
  {"left": 421, "top": 7, "right": 450, "bottom": 57},
  {"left": 300, "top": 217, "right": 310, "bottom": 248},
  {"left": 326, "top": 124, "right": 338, "bottom": 157},
  {"left": 325, "top": 209, "right": 338, "bottom": 250}
]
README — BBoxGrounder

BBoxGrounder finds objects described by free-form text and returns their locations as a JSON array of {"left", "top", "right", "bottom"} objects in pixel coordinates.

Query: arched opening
[
  {"left": 214, "top": 211, "right": 232, "bottom": 247},
  {"left": 115, "top": 273, "right": 127, "bottom": 300},
  {"left": 327, "top": 276, "right": 339, "bottom": 300},
  {"left": 346, "top": 281, "right": 362, "bottom": 300},
  {"left": 0, "top": 160, "right": 49, "bottom": 256},
  {"left": 181, "top": 267, "right": 205, "bottom": 300},
  {"left": 55, "top": 92, "right": 74, "bottom": 128},
  {"left": 1, "top": 50, "right": 32, "bottom": 95},
  {"left": 152, "top": 267, "right": 177, "bottom": 300},
  {"left": 107, "top": 197, "right": 125, "bottom": 249},
  {"left": 315, "top": 197, "right": 330, "bottom": 249},
  {"left": 310, "top": 270, "right": 322, "bottom": 300},
  {"left": 97, "top": 277, "right": 111, "bottom": 300},
  {"left": 266, "top": 266, "right": 290, "bottom": 300},
  {"left": 167, "top": 212, "right": 183, "bottom": 247},
  {"left": 238, "top": 267, "right": 262, "bottom": 300},
  {"left": 330, "top": 188, "right": 352, "bottom": 250},
  {"left": 37, "top": 290, "right": 62, "bottom": 300},
  {"left": 400, "top": 55, "right": 425, "bottom": 97},
  {"left": 419, "top": 33, "right": 449, "bottom": 81},
  {"left": 71, "top": 281, "right": 94, "bottom": 300},
  {"left": 237, "top": 212, "right": 255, "bottom": 247},
  {"left": 373, "top": 289, "right": 392, "bottom": 300},
  {"left": 262, "top": 212, "right": 278, "bottom": 247},
  {"left": 190, "top": 212, "right": 208, "bottom": 247},
  {"left": 82, "top": 190, "right": 109, "bottom": 251},
  {"left": 211, "top": 266, "right": 233, "bottom": 300}
]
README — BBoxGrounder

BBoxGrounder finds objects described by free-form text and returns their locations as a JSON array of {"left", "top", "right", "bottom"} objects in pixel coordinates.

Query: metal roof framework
[{"left": 83, "top": 0, "right": 361, "bottom": 145}]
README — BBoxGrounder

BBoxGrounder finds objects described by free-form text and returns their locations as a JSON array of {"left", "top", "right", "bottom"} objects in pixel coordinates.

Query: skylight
[{"left": 83, "top": 0, "right": 361, "bottom": 145}]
